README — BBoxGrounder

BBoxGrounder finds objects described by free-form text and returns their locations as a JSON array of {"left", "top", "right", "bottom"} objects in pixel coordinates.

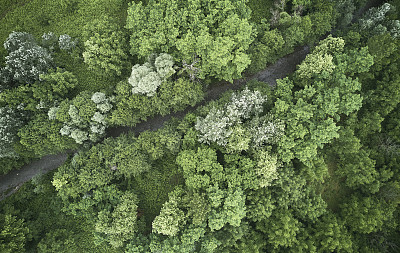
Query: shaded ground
[{"left": 0, "top": 153, "right": 68, "bottom": 201}]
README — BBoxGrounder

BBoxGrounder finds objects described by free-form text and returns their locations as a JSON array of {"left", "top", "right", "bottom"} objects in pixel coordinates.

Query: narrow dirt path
[
  {"left": 0, "top": 46, "right": 309, "bottom": 201},
  {"left": 0, "top": 0, "right": 380, "bottom": 201},
  {"left": 0, "top": 153, "right": 68, "bottom": 201}
]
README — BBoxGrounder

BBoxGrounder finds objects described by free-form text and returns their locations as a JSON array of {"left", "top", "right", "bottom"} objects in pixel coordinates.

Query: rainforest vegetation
[{"left": 1, "top": 0, "right": 400, "bottom": 252}]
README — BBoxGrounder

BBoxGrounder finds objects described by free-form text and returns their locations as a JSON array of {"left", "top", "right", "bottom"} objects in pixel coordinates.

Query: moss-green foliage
[
  {"left": 0, "top": 0, "right": 29, "bottom": 21},
  {"left": 0, "top": 0, "right": 128, "bottom": 46}
]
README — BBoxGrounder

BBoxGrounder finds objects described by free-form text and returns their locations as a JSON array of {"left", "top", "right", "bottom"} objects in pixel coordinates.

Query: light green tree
[
  {"left": 82, "top": 17, "right": 129, "bottom": 77},
  {"left": 152, "top": 188, "right": 187, "bottom": 236},
  {"left": 126, "top": 0, "right": 255, "bottom": 82},
  {"left": 0, "top": 214, "right": 29, "bottom": 253},
  {"left": 95, "top": 192, "right": 139, "bottom": 248}
]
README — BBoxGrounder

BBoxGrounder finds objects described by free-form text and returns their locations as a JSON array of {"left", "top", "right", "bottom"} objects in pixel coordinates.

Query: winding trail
[
  {"left": 0, "top": 0, "right": 381, "bottom": 200},
  {"left": 0, "top": 46, "right": 309, "bottom": 201},
  {"left": 0, "top": 0, "right": 384, "bottom": 201}
]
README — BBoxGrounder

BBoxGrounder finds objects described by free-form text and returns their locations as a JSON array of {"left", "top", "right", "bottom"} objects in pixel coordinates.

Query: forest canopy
[{"left": 0, "top": 0, "right": 400, "bottom": 252}]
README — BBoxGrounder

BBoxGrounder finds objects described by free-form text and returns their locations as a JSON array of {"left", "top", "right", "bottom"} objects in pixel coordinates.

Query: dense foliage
[{"left": 1, "top": 0, "right": 400, "bottom": 252}]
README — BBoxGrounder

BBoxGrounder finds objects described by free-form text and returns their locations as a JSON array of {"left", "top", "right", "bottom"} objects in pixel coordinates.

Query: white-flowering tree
[
  {"left": 58, "top": 34, "right": 77, "bottom": 50},
  {"left": 3, "top": 31, "right": 35, "bottom": 52},
  {"left": 5, "top": 44, "right": 53, "bottom": 84},
  {"left": 195, "top": 107, "right": 233, "bottom": 146},
  {"left": 41, "top": 32, "right": 58, "bottom": 51},
  {"left": 195, "top": 87, "right": 284, "bottom": 152},
  {"left": 2, "top": 31, "right": 54, "bottom": 85},
  {"left": 359, "top": 3, "right": 400, "bottom": 38},
  {"left": 49, "top": 91, "right": 114, "bottom": 144},
  {"left": 128, "top": 53, "right": 175, "bottom": 96}
]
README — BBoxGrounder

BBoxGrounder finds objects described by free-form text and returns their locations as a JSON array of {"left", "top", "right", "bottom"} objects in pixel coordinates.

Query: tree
[
  {"left": 195, "top": 87, "right": 283, "bottom": 152},
  {"left": 152, "top": 188, "right": 187, "bottom": 236},
  {"left": 82, "top": 17, "right": 129, "bottom": 77},
  {"left": 111, "top": 76, "right": 204, "bottom": 127},
  {"left": 0, "top": 106, "right": 25, "bottom": 158},
  {"left": 296, "top": 35, "right": 345, "bottom": 80},
  {"left": 253, "top": 150, "right": 280, "bottom": 188},
  {"left": 58, "top": 34, "right": 77, "bottom": 51},
  {"left": 0, "top": 68, "right": 77, "bottom": 113},
  {"left": 273, "top": 36, "right": 373, "bottom": 165},
  {"left": 307, "top": 212, "right": 353, "bottom": 252},
  {"left": 0, "top": 214, "right": 29, "bottom": 253},
  {"left": 95, "top": 192, "right": 140, "bottom": 248},
  {"left": 358, "top": 3, "right": 400, "bottom": 38},
  {"left": 17, "top": 113, "right": 78, "bottom": 157},
  {"left": 128, "top": 53, "right": 175, "bottom": 97},
  {"left": 50, "top": 91, "right": 113, "bottom": 144},
  {"left": 340, "top": 194, "right": 397, "bottom": 234},
  {"left": 2, "top": 31, "right": 53, "bottom": 85},
  {"left": 265, "top": 209, "right": 300, "bottom": 249},
  {"left": 176, "top": 146, "right": 224, "bottom": 190},
  {"left": 126, "top": 0, "right": 256, "bottom": 82},
  {"left": 330, "top": 127, "right": 380, "bottom": 193},
  {"left": 335, "top": 0, "right": 356, "bottom": 28},
  {"left": 52, "top": 141, "right": 120, "bottom": 218},
  {"left": 248, "top": 26, "right": 285, "bottom": 73},
  {"left": 104, "top": 134, "right": 151, "bottom": 178}
]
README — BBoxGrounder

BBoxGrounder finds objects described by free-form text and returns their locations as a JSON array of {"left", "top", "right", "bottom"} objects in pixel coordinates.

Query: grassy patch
[
  {"left": 129, "top": 153, "right": 184, "bottom": 232},
  {"left": 318, "top": 159, "right": 351, "bottom": 212},
  {"left": 0, "top": 0, "right": 31, "bottom": 20},
  {"left": 0, "top": 0, "right": 131, "bottom": 90}
]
